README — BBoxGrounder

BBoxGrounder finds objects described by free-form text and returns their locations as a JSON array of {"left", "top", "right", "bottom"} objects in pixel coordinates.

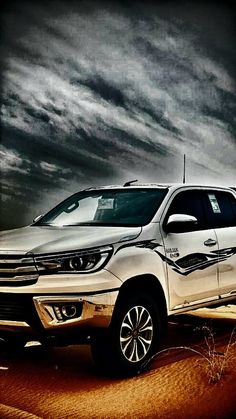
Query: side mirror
[
  {"left": 33, "top": 214, "right": 43, "bottom": 223},
  {"left": 165, "top": 213, "right": 198, "bottom": 233}
]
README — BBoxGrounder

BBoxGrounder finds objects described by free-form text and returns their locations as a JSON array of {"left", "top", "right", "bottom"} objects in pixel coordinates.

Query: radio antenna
[{"left": 183, "top": 154, "right": 186, "bottom": 184}]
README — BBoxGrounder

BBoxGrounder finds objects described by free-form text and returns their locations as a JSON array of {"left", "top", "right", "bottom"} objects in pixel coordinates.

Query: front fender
[{"left": 105, "top": 245, "right": 168, "bottom": 304}]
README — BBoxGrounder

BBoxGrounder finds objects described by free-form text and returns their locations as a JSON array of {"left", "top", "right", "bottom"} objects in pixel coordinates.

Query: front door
[
  {"left": 204, "top": 190, "right": 236, "bottom": 298},
  {"left": 160, "top": 189, "right": 219, "bottom": 310}
]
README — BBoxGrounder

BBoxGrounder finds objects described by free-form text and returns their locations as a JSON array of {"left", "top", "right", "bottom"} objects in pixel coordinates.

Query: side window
[
  {"left": 166, "top": 190, "right": 206, "bottom": 231},
  {"left": 229, "top": 192, "right": 236, "bottom": 219},
  {"left": 204, "top": 191, "right": 236, "bottom": 228}
]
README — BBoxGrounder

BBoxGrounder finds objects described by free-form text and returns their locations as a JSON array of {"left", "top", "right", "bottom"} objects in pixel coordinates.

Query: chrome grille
[{"left": 0, "top": 254, "right": 39, "bottom": 285}]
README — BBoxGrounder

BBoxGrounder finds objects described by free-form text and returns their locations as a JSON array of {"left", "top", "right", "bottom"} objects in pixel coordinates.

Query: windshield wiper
[
  {"left": 65, "top": 223, "right": 98, "bottom": 226},
  {"left": 61, "top": 222, "right": 140, "bottom": 227},
  {"left": 64, "top": 222, "right": 118, "bottom": 226},
  {"left": 32, "top": 222, "right": 52, "bottom": 226}
]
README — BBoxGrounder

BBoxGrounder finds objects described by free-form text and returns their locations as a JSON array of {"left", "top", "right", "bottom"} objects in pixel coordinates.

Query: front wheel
[
  {"left": 0, "top": 336, "right": 27, "bottom": 352},
  {"left": 91, "top": 293, "right": 161, "bottom": 376}
]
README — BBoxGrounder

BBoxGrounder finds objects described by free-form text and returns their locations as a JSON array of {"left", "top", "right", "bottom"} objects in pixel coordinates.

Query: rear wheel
[{"left": 91, "top": 292, "right": 161, "bottom": 376}]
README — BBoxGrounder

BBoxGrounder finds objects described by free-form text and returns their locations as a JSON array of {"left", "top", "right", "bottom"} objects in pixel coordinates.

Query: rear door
[
  {"left": 204, "top": 190, "right": 236, "bottom": 298},
  {"left": 161, "top": 189, "right": 219, "bottom": 310}
]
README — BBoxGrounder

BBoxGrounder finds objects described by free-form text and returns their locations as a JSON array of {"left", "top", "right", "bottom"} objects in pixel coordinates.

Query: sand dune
[
  {"left": 0, "top": 403, "right": 40, "bottom": 419},
  {"left": 0, "top": 305, "right": 235, "bottom": 418},
  {"left": 189, "top": 304, "right": 236, "bottom": 320}
]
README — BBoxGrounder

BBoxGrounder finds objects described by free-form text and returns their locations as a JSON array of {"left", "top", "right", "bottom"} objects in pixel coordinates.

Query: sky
[{"left": 0, "top": 0, "right": 235, "bottom": 230}]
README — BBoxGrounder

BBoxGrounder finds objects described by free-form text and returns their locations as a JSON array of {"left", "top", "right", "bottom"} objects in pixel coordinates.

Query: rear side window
[
  {"left": 204, "top": 191, "right": 236, "bottom": 228},
  {"left": 165, "top": 190, "right": 206, "bottom": 230}
]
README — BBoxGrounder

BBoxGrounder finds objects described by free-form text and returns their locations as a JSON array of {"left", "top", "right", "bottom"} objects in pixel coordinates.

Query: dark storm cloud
[
  {"left": 0, "top": 0, "right": 235, "bottom": 229},
  {"left": 76, "top": 76, "right": 127, "bottom": 108}
]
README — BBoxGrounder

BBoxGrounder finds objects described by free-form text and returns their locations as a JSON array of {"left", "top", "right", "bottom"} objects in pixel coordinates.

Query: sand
[
  {"left": 189, "top": 304, "right": 236, "bottom": 320},
  {"left": 0, "top": 305, "right": 236, "bottom": 418}
]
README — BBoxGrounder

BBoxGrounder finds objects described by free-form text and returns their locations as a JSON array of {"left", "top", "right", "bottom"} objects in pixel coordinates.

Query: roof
[{"left": 84, "top": 183, "right": 233, "bottom": 191}]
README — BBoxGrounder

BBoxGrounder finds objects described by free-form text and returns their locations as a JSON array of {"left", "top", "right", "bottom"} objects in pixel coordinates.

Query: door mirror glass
[{"left": 165, "top": 213, "right": 198, "bottom": 233}]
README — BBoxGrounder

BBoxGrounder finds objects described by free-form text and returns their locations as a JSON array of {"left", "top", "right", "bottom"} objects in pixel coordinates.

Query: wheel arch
[{"left": 114, "top": 274, "right": 168, "bottom": 335}]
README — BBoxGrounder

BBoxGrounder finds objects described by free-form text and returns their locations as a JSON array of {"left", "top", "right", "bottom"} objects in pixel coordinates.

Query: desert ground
[{"left": 0, "top": 305, "right": 236, "bottom": 419}]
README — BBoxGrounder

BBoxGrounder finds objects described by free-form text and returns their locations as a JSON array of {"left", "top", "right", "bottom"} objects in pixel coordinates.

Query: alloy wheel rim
[{"left": 120, "top": 305, "right": 153, "bottom": 363}]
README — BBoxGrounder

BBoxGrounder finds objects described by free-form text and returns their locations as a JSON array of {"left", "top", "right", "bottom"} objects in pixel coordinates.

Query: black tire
[
  {"left": 91, "top": 292, "right": 161, "bottom": 377},
  {"left": 0, "top": 336, "right": 27, "bottom": 352}
]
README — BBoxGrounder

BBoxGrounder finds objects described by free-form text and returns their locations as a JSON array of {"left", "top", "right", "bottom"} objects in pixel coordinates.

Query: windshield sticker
[
  {"left": 208, "top": 194, "right": 221, "bottom": 213},
  {"left": 98, "top": 198, "right": 114, "bottom": 210}
]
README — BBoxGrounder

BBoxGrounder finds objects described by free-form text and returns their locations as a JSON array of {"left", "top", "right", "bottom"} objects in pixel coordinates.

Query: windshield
[{"left": 35, "top": 188, "right": 168, "bottom": 227}]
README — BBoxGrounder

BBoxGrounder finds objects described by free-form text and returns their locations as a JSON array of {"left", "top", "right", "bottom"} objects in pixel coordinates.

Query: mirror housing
[{"left": 165, "top": 213, "right": 198, "bottom": 233}]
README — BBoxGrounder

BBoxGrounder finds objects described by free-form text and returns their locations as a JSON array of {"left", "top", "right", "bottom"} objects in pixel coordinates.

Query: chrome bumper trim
[
  {"left": 33, "top": 291, "right": 119, "bottom": 330},
  {"left": 0, "top": 320, "right": 31, "bottom": 332},
  {"left": 0, "top": 275, "right": 38, "bottom": 282}
]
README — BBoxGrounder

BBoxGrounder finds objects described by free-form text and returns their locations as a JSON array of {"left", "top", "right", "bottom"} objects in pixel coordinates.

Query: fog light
[
  {"left": 61, "top": 304, "right": 77, "bottom": 319},
  {"left": 53, "top": 303, "right": 83, "bottom": 321}
]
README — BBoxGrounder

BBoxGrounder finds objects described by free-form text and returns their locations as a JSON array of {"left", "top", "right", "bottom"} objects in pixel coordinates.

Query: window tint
[
  {"left": 229, "top": 192, "right": 236, "bottom": 218},
  {"left": 204, "top": 191, "right": 236, "bottom": 228},
  {"left": 36, "top": 188, "right": 168, "bottom": 227},
  {"left": 166, "top": 190, "right": 206, "bottom": 231}
]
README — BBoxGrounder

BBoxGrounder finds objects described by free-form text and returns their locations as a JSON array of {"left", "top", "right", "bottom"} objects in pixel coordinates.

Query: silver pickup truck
[{"left": 0, "top": 183, "right": 235, "bottom": 375}]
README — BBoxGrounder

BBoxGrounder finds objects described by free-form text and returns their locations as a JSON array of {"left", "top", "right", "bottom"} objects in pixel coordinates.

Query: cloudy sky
[{"left": 0, "top": 0, "right": 235, "bottom": 230}]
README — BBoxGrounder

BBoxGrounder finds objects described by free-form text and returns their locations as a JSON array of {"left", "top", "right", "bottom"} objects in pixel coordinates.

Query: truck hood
[{"left": 0, "top": 225, "right": 142, "bottom": 254}]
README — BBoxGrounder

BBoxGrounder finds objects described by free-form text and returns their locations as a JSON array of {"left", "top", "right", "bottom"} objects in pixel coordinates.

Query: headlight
[{"left": 35, "top": 246, "right": 113, "bottom": 274}]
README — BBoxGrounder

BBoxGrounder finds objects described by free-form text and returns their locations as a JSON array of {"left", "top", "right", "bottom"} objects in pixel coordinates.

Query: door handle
[{"left": 204, "top": 238, "right": 217, "bottom": 247}]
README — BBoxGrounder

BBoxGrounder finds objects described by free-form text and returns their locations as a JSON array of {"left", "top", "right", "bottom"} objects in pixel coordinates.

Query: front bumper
[{"left": 0, "top": 290, "right": 119, "bottom": 335}]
